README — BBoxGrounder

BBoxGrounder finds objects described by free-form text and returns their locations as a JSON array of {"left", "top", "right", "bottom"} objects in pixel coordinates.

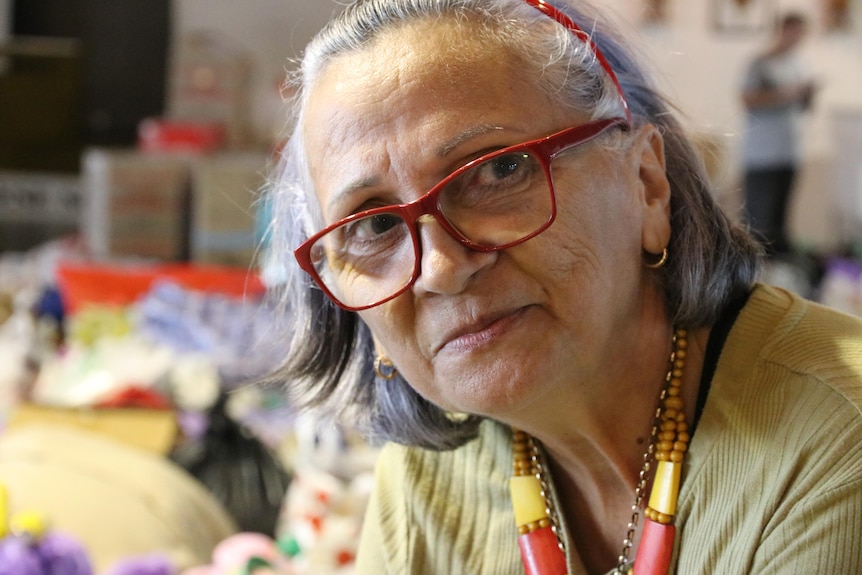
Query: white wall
[
  {"left": 173, "top": 0, "right": 862, "bottom": 251},
  {"left": 171, "top": 0, "right": 342, "bottom": 145},
  {"left": 601, "top": 0, "right": 862, "bottom": 250}
]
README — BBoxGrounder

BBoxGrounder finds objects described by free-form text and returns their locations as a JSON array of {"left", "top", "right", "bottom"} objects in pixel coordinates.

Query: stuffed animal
[
  {"left": 0, "top": 508, "right": 93, "bottom": 575},
  {"left": 181, "top": 532, "right": 294, "bottom": 575}
]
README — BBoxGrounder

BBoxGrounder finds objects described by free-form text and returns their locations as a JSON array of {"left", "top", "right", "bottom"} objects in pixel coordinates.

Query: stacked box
[
  {"left": 81, "top": 150, "right": 190, "bottom": 261},
  {"left": 167, "top": 31, "right": 252, "bottom": 149},
  {"left": 190, "top": 152, "right": 267, "bottom": 267}
]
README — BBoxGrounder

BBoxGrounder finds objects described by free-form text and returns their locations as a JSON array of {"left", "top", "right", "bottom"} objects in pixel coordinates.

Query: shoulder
[
  {"left": 678, "top": 286, "right": 862, "bottom": 572},
  {"left": 358, "top": 421, "right": 521, "bottom": 574},
  {"left": 723, "top": 283, "right": 862, "bottom": 412},
  {"left": 375, "top": 418, "right": 512, "bottom": 481},
  {"left": 693, "top": 282, "right": 862, "bottom": 497}
]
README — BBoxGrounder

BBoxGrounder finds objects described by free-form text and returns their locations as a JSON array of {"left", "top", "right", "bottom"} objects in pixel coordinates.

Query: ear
[{"left": 633, "top": 124, "right": 672, "bottom": 255}]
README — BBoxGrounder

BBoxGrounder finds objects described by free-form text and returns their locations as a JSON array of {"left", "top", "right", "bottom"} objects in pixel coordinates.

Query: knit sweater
[{"left": 355, "top": 284, "right": 862, "bottom": 574}]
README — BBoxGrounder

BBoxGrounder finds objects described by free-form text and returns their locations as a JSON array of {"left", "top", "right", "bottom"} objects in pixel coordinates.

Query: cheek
[
  {"left": 535, "top": 181, "right": 643, "bottom": 296},
  {"left": 359, "top": 302, "right": 423, "bottom": 365}
]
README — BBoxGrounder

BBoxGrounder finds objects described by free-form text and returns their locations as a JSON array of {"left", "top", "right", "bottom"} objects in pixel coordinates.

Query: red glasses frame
[{"left": 294, "top": 117, "right": 628, "bottom": 311}]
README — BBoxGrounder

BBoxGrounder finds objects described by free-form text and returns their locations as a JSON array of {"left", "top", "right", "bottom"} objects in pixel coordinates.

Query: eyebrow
[
  {"left": 328, "top": 123, "right": 509, "bottom": 211},
  {"left": 435, "top": 123, "right": 505, "bottom": 157}
]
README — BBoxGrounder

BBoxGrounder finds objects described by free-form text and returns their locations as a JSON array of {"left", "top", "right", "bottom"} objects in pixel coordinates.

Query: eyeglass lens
[{"left": 309, "top": 147, "right": 554, "bottom": 309}]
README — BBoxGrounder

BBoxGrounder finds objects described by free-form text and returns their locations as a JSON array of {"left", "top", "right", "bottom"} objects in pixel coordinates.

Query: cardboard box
[
  {"left": 190, "top": 152, "right": 267, "bottom": 267},
  {"left": 167, "top": 31, "right": 252, "bottom": 149},
  {"left": 81, "top": 149, "right": 190, "bottom": 261},
  {"left": 7, "top": 403, "right": 179, "bottom": 455}
]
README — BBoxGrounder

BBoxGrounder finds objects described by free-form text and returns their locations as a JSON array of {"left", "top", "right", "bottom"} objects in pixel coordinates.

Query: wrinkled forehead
[
  {"left": 300, "top": 16, "right": 530, "bottom": 163},
  {"left": 307, "top": 14, "right": 516, "bottom": 99}
]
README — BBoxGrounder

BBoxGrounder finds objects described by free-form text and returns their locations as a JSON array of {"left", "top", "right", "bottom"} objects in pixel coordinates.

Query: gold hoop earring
[
  {"left": 374, "top": 356, "right": 398, "bottom": 380},
  {"left": 644, "top": 247, "right": 668, "bottom": 269}
]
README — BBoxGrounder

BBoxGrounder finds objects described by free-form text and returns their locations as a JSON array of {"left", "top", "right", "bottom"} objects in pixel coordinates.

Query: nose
[{"left": 412, "top": 214, "right": 497, "bottom": 297}]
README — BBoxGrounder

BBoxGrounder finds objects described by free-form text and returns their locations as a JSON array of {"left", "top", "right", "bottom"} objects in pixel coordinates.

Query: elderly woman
[{"left": 265, "top": 1, "right": 862, "bottom": 573}]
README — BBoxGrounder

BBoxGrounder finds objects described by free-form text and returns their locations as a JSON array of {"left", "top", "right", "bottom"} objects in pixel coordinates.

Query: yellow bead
[
  {"left": 509, "top": 475, "right": 548, "bottom": 527},
  {"left": 664, "top": 396, "right": 683, "bottom": 410},
  {"left": 655, "top": 511, "right": 673, "bottom": 525},
  {"left": 648, "top": 460, "right": 681, "bottom": 517},
  {"left": 669, "top": 450, "right": 685, "bottom": 463}
]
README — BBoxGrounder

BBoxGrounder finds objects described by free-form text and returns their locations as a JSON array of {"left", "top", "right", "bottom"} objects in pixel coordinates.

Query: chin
[{"left": 435, "top": 358, "right": 546, "bottom": 418}]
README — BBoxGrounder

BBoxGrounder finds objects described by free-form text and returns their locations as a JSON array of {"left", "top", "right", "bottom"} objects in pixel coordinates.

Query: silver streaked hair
[{"left": 261, "top": 0, "right": 761, "bottom": 449}]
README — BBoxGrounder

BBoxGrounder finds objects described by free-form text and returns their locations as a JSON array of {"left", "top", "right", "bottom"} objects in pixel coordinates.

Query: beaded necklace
[{"left": 510, "top": 329, "right": 689, "bottom": 575}]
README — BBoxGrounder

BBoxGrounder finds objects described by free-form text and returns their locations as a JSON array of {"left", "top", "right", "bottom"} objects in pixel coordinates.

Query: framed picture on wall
[
  {"left": 712, "top": 0, "right": 776, "bottom": 33},
  {"left": 642, "top": 0, "right": 670, "bottom": 26},
  {"left": 824, "top": 0, "right": 852, "bottom": 33}
]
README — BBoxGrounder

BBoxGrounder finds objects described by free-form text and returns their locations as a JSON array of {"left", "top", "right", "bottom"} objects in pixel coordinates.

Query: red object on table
[
  {"left": 56, "top": 262, "right": 265, "bottom": 314},
  {"left": 138, "top": 118, "right": 226, "bottom": 153}
]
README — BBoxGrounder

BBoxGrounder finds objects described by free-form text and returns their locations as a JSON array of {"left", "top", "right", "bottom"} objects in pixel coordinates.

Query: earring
[
  {"left": 644, "top": 247, "right": 668, "bottom": 269},
  {"left": 374, "top": 355, "right": 398, "bottom": 380}
]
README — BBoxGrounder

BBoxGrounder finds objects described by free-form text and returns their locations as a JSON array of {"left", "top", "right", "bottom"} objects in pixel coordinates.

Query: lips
[{"left": 434, "top": 306, "right": 529, "bottom": 354}]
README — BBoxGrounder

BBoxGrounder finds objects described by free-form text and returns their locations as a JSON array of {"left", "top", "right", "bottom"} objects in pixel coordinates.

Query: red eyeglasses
[
  {"left": 294, "top": 0, "right": 632, "bottom": 311},
  {"left": 294, "top": 118, "right": 628, "bottom": 310}
]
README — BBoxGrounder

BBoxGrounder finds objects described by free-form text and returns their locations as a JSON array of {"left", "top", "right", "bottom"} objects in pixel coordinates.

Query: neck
[{"left": 522, "top": 326, "right": 709, "bottom": 573}]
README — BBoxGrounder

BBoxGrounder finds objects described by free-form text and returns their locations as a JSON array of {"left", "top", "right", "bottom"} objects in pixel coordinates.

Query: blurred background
[{"left": 0, "top": 1, "right": 861, "bottom": 574}]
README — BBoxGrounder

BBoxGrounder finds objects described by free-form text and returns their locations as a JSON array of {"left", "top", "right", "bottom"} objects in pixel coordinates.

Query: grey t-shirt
[{"left": 741, "top": 51, "right": 810, "bottom": 169}]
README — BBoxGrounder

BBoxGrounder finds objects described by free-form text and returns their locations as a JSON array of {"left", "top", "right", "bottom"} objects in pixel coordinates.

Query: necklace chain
[{"left": 614, "top": 329, "right": 682, "bottom": 573}]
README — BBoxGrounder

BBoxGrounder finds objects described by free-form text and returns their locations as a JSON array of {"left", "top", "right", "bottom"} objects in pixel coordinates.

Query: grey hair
[{"left": 262, "top": 0, "right": 761, "bottom": 450}]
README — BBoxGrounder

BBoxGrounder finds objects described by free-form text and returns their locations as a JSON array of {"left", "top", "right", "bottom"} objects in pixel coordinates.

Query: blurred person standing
[{"left": 740, "top": 12, "right": 817, "bottom": 257}]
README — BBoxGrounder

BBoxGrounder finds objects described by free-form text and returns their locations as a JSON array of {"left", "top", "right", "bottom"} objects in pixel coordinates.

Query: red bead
[
  {"left": 518, "top": 525, "right": 568, "bottom": 575},
  {"left": 633, "top": 519, "right": 675, "bottom": 575}
]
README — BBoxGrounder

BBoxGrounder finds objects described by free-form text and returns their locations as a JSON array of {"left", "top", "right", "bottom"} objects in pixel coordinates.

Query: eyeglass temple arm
[{"left": 523, "top": 0, "right": 632, "bottom": 124}]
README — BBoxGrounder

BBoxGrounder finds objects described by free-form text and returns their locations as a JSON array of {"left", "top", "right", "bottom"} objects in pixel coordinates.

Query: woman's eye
[
  {"left": 474, "top": 153, "right": 528, "bottom": 185},
  {"left": 365, "top": 213, "right": 400, "bottom": 236},
  {"left": 344, "top": 212, "right": 404, "bottom": 241},
  {"left": 488, "top": 154, "right": 524, "bottom": 181}
]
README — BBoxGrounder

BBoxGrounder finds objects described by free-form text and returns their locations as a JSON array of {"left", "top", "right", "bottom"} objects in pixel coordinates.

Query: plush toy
[
  {"left": 275, "top": 412, "right": 377, "bottom": 575},
  {"left": 101, "top": 552, "right": 177, "bottom": 575},
  {"left": 0, "top": 486, "right": 94, "bottom": 575},
  {"left": 181, "top": 532, "right": 295, "bottom": 575},
  {"left": 0, "top": 526, "right": 93, "bottom": 575}
]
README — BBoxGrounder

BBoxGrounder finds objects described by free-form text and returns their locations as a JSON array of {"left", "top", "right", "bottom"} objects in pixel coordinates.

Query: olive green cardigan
[{"left": 356, "top": 284, "right": 862, "bottom": 574}]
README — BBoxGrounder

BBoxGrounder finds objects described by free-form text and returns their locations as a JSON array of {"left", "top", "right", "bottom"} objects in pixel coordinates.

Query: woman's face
[{"left": 303, "top": 20, "right": 671, "bottom": 421}]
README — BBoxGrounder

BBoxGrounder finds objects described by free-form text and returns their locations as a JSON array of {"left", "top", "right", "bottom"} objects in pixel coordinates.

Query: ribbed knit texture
[{"left": 355, "top": 284, "right": 862, "bottom": 574}]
